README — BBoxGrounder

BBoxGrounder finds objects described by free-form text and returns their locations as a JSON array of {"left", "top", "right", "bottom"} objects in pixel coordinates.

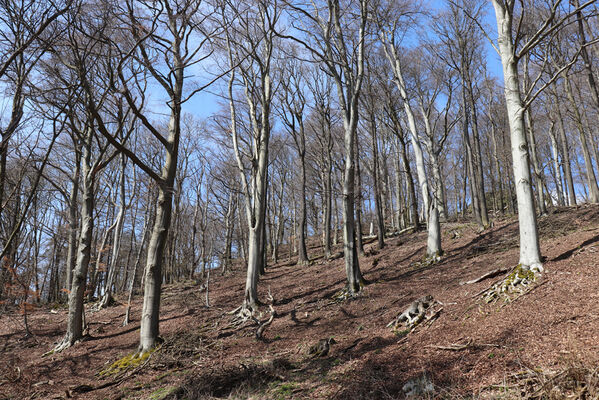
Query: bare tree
[{"left": 282, "top": 0, "right": 368, "bottom": 294}]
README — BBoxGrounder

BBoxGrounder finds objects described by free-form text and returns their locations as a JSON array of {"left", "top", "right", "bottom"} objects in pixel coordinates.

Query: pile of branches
[{"left": 486, "top": 365, "right": 599, "bottom": 398}]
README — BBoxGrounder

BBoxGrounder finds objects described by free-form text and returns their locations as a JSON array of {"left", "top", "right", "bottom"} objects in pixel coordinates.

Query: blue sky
[{"left": 182, "top": 1, "right": 505, "bottom": 121}]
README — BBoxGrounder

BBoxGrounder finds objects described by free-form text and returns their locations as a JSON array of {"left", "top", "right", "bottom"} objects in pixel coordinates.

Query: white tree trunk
[{"left": 492, "top": 1, "right": 542, "bottom": 271}]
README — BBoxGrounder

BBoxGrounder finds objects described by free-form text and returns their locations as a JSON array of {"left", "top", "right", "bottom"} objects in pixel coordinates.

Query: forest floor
[{"left": 3, "top": 205, "right": 599, "bottom": 399}]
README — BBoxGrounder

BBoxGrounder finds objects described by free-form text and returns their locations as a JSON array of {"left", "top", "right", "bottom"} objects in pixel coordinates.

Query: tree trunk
[
  {"left": 466, "top": 77, "right": 489, "bottom": 226},
  {"left": 65, "top": 151, "right": 81, "bottom": 296},
  {"left": 553, "top": 101, "right": 576, "bottom": 205},
  {"left": 138, "top": 81, "right": 181, "bottom": 352},
  {"left": 123, "top": 211, "right": 150, "bottom": 326},
  {"left": 548, "top": 121, "right": 565, "bottom": 206},
  {"left": 59, "top": 138, "right": 94, "bottom": 348},
  {"left": 524, "top": 108, "right": 548, "bottom": 214},
  {"left": 492, "top": 1, "right": 542, "bottom": 270},
  {"left": 369, "top": 115, "right": 385, "bottom": 249},
  {"left": 100, "top": 155, "right": 127, "bottom": 308},
  {"left": 490, "top": 124, "right": 505, "bottom": 214},
  {"left": 297, "top": 154, "right": 309, "bottom": 263},
  {"left": 355, "top": 142, "right": 365, "bottom": 257},
  {"left": 563, "top": 73, "right": 599, "bottom": 203}
]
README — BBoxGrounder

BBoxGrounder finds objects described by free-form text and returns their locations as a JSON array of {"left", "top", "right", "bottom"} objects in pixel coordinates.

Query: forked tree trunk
[{"left": 59, "top": 138, "right": 94, "bottom": 349}]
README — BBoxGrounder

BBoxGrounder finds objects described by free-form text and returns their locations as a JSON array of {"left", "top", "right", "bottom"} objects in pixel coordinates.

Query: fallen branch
[
  {"left": 426, "top": 338, "right": 472, "bottom": 351},
  {"left": 460, "top": 267, "right": 511, "bottom": 285}
]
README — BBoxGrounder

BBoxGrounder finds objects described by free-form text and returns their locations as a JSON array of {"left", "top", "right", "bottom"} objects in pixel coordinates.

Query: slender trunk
[
  {"left": 354, "top": 141, "right": 365, "bottom": 256},
  {"left": 490, "top": 124, "right": 505, "bottom": 214},
  {"left": 222, "top": 193, "right": 235, "bottom": 274},
  {"left": 548, "top": 121, "right": 565, "bottom": 206},
  {"left": 61, "top": 140, "right": 94, "bottom": 346},
  {"left": 89, "top": 216, "right": 117, "bottom": 302},
  {"left": 391, "top": 116, "right": 418, "bottom": 227},
  {"left": 323, "top": 153, "right": 332, "bottom": 258},
  {"left": 138, "top": 63, "right": 182, "bottom": 352},
  {"left": 574, "top": 0, "right": 599, "bottom": 129},
  {"left": 123, "top": 211, "right": 149, "bottom": 326},
  {"left": 369, "top": 114, "right": 385, "bottom": 248},
  {"left": 297, "top": 154, "right": 309, "bottom": 263},
  {"left": 65, "top": 151, "right": 81, "bottom": 295},
  {"left": 100, "top": 155, "right": 127, "bottom": 307},
  {"left": 553, "top": 102, "right": 576, "bottom": 205},
  {"left": 524, "top": 108, "right": 548, "bottom": 213},
  {"left": 563, "top": 73, "right": 599, "bottom": 203},
  {"left": 461, "top": 89, "right": 482, "bottom": 225},
  {"left": 467, "top": 78, "right": 489, "bottom": 226}
]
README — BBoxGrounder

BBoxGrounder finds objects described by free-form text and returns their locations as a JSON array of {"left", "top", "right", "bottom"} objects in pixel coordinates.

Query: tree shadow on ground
[
  {"left": 551, "top": 234, "right": 599, "bottom": 262},
  {"left": 176, "top": 357, "right": 296, "bottom": 399}
]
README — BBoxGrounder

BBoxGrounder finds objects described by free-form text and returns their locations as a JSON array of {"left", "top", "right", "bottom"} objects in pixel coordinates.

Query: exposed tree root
[
  {"left": 94, "top": 292, "right": 116, "bottom": 310},
  {"left": 229, "top": 290, "right": 277, "bottom": 340},
  {"left": 256, "top": 292, "right": 276, "bottom": 340},
  {"left": 480, "top": 264, "right": 542, "bottom": 303},
  {"left": 410, "top": 252, "right": 442, "bottom": 270},
  {"left": 98, "top": 346, "right": 157, "bottom": 378}
]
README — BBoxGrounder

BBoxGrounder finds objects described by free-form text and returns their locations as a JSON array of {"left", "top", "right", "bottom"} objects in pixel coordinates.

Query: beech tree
[
  {"left": 283, "top": 0, "right": 368, "bottom": 294},
  {"left": 489, "top": 0, "right": 595, "bottom": 271},
  {"left": 220, "top": 0, "right": 279, "bottom": 313}
]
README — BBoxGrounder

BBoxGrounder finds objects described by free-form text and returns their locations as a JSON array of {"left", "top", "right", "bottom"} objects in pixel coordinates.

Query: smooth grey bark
[
  {"left": 524, "top": 107, "right": 548, "bottom": 214},
  {"left": 490, "top": 123, "right": 505, "bottom": 213},
  {"left": 65, "top": 150, "right": 81, "bottom": 295},
  {"left": 355, "top": 141, "right": 365, "bottom": 257},
  {"left": 385, "top": 49, "right": 430, "bottom": 222},
  {"left": 491, "top": 0, "right": 542, "bottom": 270},
  {"left": 553, "top": 96, "right": 577, "bottom": 205},
  {"left": 59, "top": 131, "right": 94, "bottom": 349},
  {"left": 548, "top": 120, "right": 566, "bottom": 206},
  {"left": 563, "top": 73, "right": 599, "bottom": 203},
  {"left": 89, "top": 211, "right": 117, "bottom": 302},
  {"left": 366, "top": 109, "right": 385, "bottom": 249},
  {"left": 123, "top": 208, "right": 150, "bottom": 326},
  {"left": 380, "top": 42, "right": 441, "bottom": 256},
  {"left": 523, "top": 58, "right": 548, "bottom": 214},
  {"left": 388, "top": 109, "right": 418, "bottom": 227},
  {"left": 573, "top": 0, "right": 599, "bottom": 129},
  {"left": 222, "top": 192, "right": 236, "bottom": 274},
  {"left": 279, "top": 68, "right": 309, "bottom": 263},
  {"left": 99, "top": 154, "right": 127, "bottom": 307},
  {"left": 465, "top": 79, "right": 489, "bottom": 227},
  {"left": 286, "top": 0, "right": 367, "bottom": 292}
]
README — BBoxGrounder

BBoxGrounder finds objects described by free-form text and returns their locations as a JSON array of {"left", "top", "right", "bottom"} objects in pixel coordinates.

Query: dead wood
[{"left": 460, "top": 266, "right": 512, "bottom": 285}]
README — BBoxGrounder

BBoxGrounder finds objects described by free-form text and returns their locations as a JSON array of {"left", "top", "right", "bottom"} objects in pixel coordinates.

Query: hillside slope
[{"left": 2, "top": 205, "right": 599, "bottom": 399}]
